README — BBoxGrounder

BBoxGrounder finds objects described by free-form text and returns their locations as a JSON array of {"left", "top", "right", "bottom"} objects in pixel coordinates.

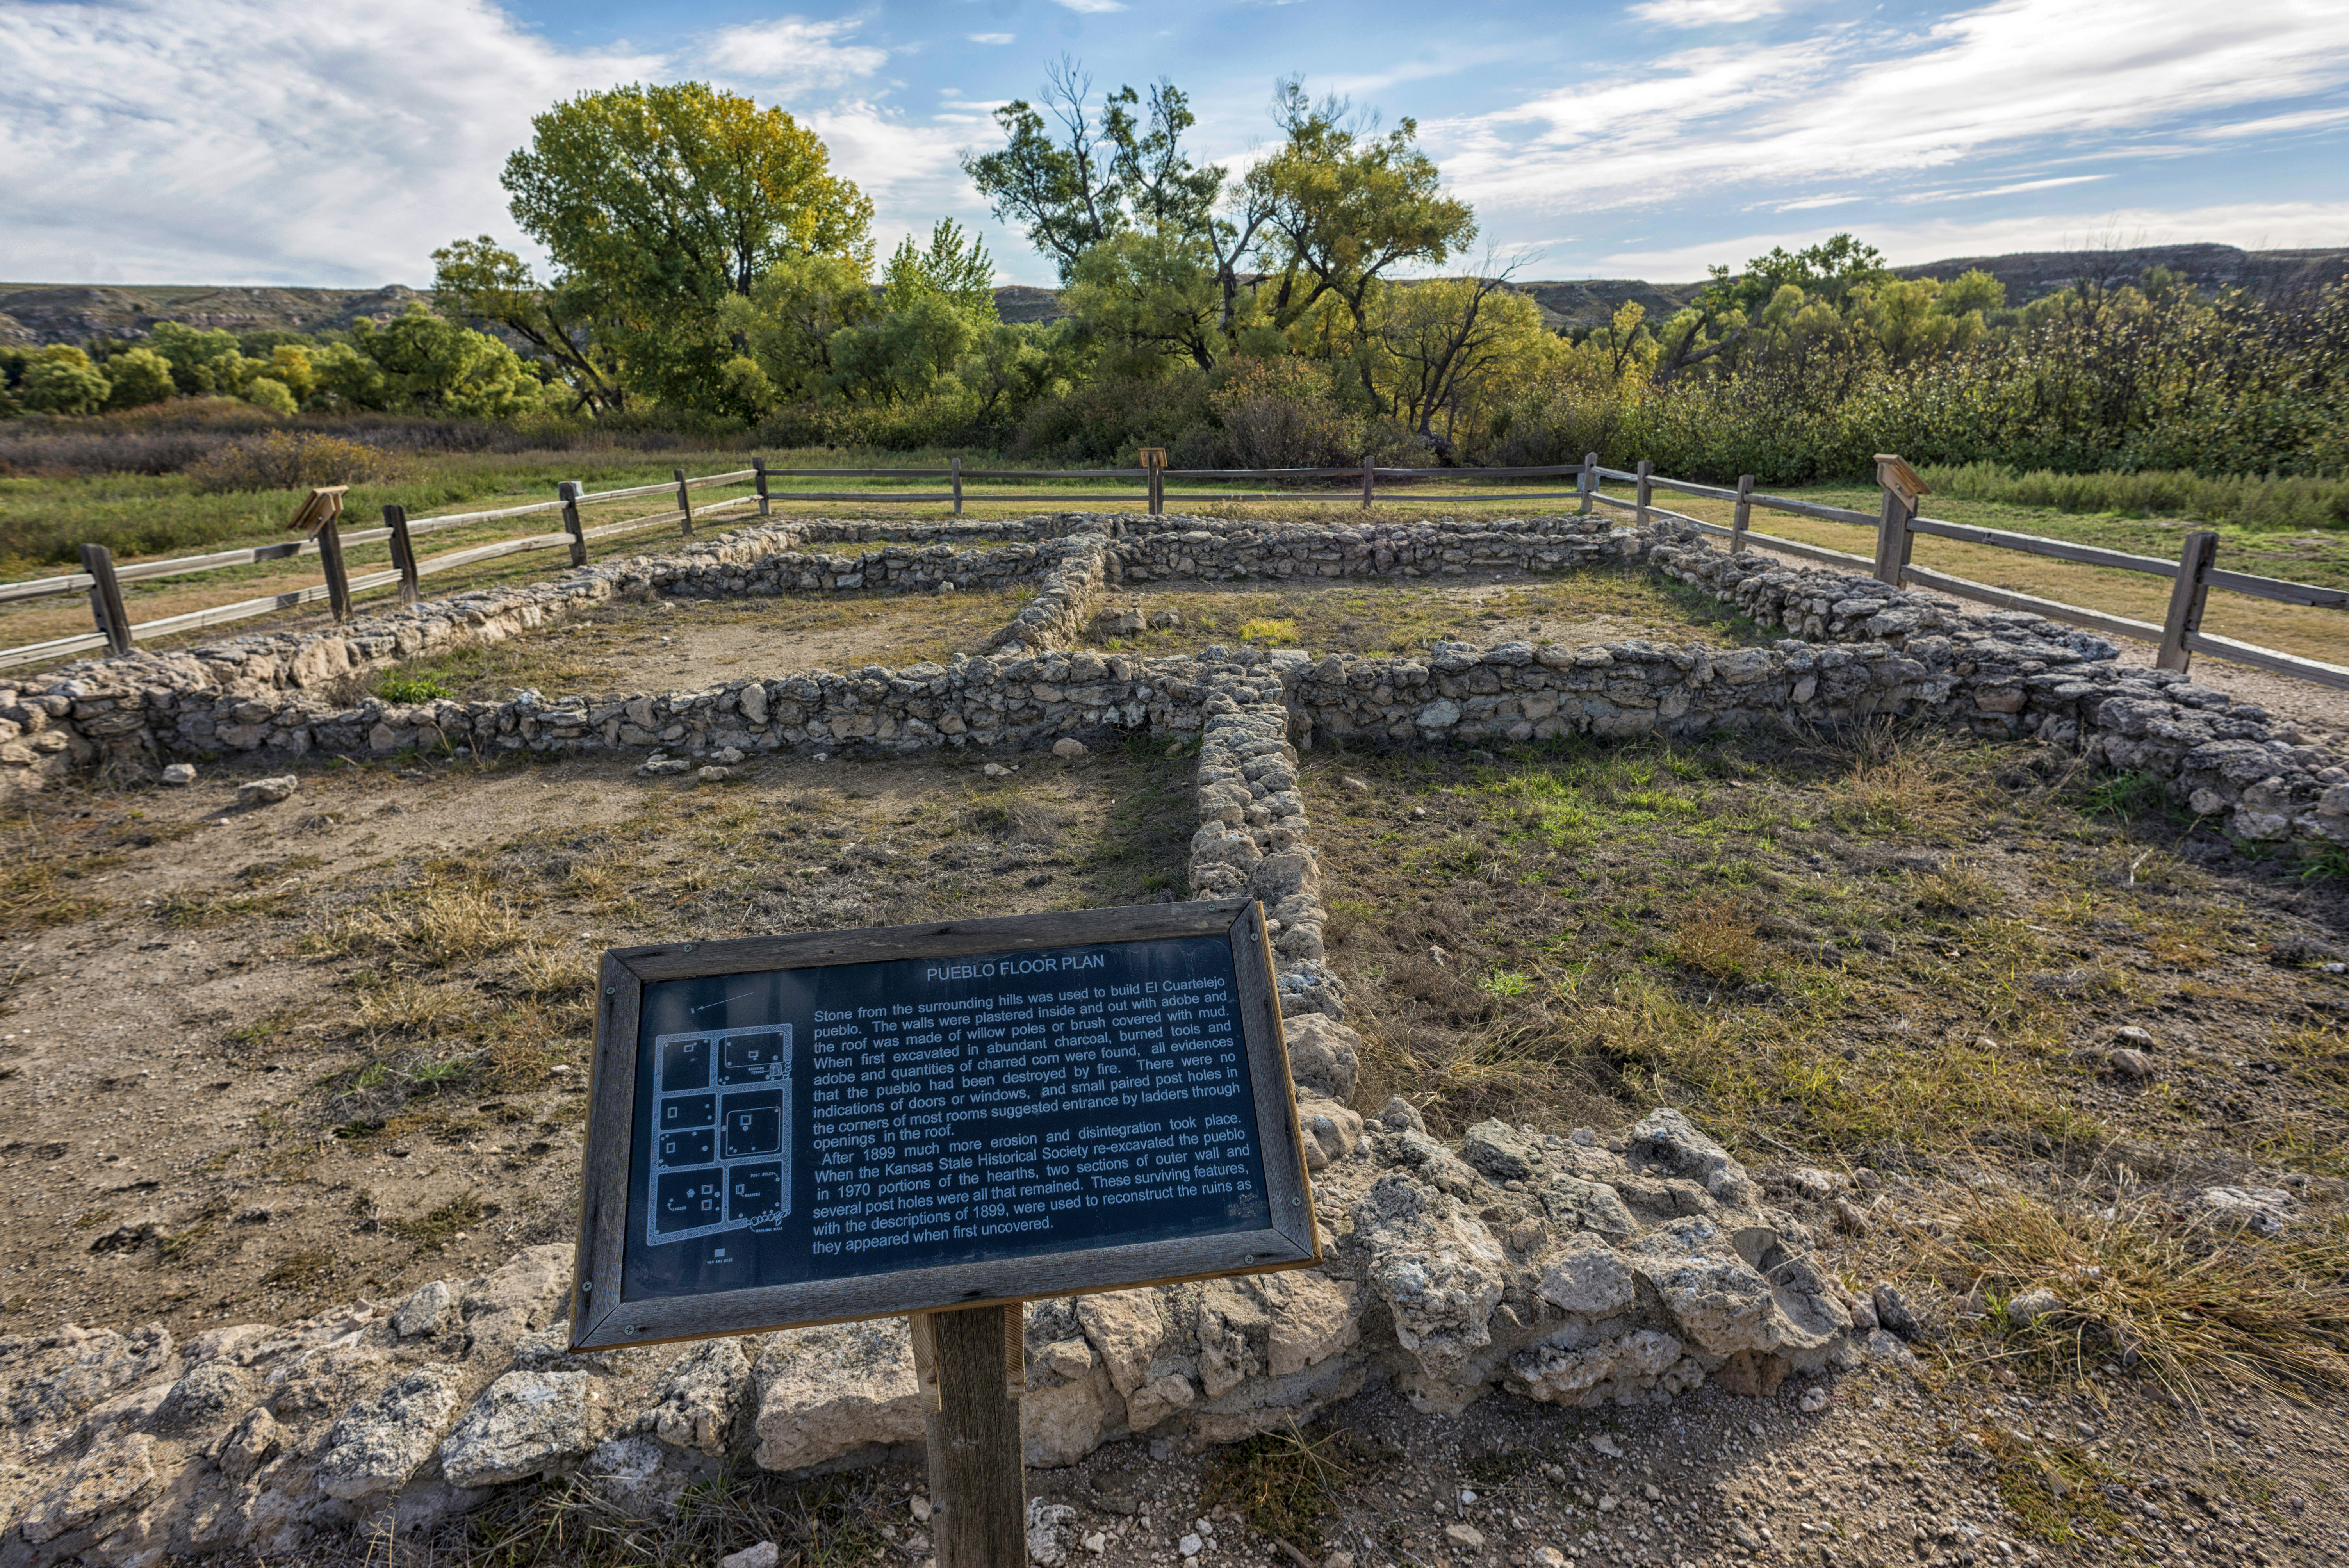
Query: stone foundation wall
[
  {"left": 0, "top": 1104, "right": 1895, "bottom": 1567},
  {"left": 5, "top": 509, "right": 2342, "bottom": 842}
]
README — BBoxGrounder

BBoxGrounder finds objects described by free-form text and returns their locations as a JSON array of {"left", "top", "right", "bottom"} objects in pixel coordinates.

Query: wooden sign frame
[
  {"left": 1872, "top": 454, "right": 1928, "bottom": 510},
  {"left": 570, "top": 899, "right": 1318, "bottom": 1352},
  {"left": 285, "top": 486, "right": 349, "bottom": 535}
]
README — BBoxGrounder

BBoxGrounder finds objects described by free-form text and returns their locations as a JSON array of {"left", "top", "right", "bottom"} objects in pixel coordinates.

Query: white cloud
[
  {"left": 1429, "top": 0, "right": 2349, "bottom": 221},
  {"left": 1627, "top": 0, "right": 1788, "bottom": 26},
  {"left": 700, "top": 16, "right": 887, "bottom": 92},
  {"left": 0, "top": 0, "right": 946, "bottom": 288},
  {"left": 1581, "top": 200, "right": 2349, "bottom": 281},
  {"left": 965, "top": 32, "right": 1017, "bottom": 44},
  {"left": 1963, "top": 174, "right": 2110, "bottom": 198},
  {"left": 2192, "top": 105, "right": 2349, "bottom": 139},
  {"left": 0, "top": 0, "right": 660, "bottom": 286},
  {"left": 1050, "top": 0, "right": 1128, "bottom": 13}
]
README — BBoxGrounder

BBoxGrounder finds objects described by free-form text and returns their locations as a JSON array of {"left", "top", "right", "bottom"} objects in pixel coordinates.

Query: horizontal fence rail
[
  {"left": 1584, "top": 456, "right": 2345, "bottom": 691},
  {"left": 1, "top": 454, "right": 2339, "bottom": 689}
]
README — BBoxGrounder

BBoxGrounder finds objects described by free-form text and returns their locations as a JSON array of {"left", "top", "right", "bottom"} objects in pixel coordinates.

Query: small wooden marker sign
[{"left": 572, "top": 900, "right": 1317, "bottom": 1568}]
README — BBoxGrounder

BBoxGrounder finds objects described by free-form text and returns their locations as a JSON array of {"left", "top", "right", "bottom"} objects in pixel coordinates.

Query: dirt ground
[
  {"left": 8, "top": 554, "right": 2349, "bottom": 1568},
  {"left": 0, "top": 742, "right": 1193, "bottom": 1338},
  {"left": 1081, "top": 572, "right": 1766, "bottom": 662},
  {"left": 368, "top": 586, "right": 1036, "bottom": 705},
  {"left": 1289, "top": 723, "right": 2349, "bottom": 1564}
]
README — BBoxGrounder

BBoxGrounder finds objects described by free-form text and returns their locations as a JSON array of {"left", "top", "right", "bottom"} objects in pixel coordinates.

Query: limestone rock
[
  {"left": 1351, "top": 1171, "right": 1506, "bottom": 1399},
  {"left": 160, "top": 762, "right": 197, "bottom": 785},
  {"left": 1297, "top": 1094, "right": 1364, "bottom": 1169},
  {"left": 1283, "top": 1013, "right": 1361, "bottom": 1100},
  {"left": 1028, "top": 1498, "right": 1081, "bottom": 1565},
  {"left": 1627, "top": 1219, "right": 1839, "bottom": 1358},
  {"left": 1076, "top": 1289, "right": 1166, "bottom": 1396},
  {"left": 1122, "top": 1371, "right": 1196, "bottom": 1431},
  {"left": 155, "top": 1356, "right": 256, "bottom": 1433},
  {"left": 1510, "top": 1329, "right": 1691, "bottom": 1406},
  {"left": 752, "top": 1319, "right": 926, "bottom": 1473},
  {"left": 1627, "top": 1107, "right": 1754, "bottom": 1208},
  {"left": 236, "top": 775, "right": 298, "bottom": 807},
  {"left": 439, "top": 1370, "right": 609, "bottom": 1488},
  {"left": 392, "top": 1279, "right": 453, "bottom": 1340},
  {"left": 1053, "top": 737, "right": 1090, "bottom": 759},
  {"left": 723, "top": 1543, "right": 782, "bottom": 1568},
  {"left": 216, "top": 1406, "right": 287, "bottom": 1481},
  {"left": 1263, "top": 1272, "right": 1360, "bottom": 1378},
  {"left": 583, "top": 1434, "right": 717, "bottom": 1519},
  {"left": 640, "top": 1337, "right": 751, "bottom": 1453},
  {"left": 1461, "top": 1120, "right": 1544, "bottom": 1182},
  {"left": 1538, "top": 1233, "right": 1638, "bottom": 1317},
  {"left": 20, "top": 1431, "right": 157, "bottom": 1543},
  {"left": 318, "top": 1366, "right": 468, "bottom": 1500}
]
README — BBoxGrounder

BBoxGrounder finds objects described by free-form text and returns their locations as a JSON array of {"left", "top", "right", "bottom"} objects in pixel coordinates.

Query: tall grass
[{"left": 1919, "top": 461, "right": 2349, "bottom": 529}]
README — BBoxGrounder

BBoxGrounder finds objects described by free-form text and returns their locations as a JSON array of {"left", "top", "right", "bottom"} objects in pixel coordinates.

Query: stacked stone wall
[{"left": 5, "top": 510, "right": 2342, "bottom": 849}]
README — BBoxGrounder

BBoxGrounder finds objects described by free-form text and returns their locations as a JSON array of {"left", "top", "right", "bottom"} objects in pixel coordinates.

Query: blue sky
[{"left": 4, "top": 0, "right": 2346, "bottom": 290}]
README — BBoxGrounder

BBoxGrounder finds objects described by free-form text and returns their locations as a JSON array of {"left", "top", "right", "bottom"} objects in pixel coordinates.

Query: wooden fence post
[
  {"left": 559, "top": 481, "right": 588, "bottom": 567},
  {"left": 78, "top": 543, "right": 134, "bottom": 657},
  {"left": 1579, "top": 452, "right": 1598, "bottom": 517},
  {"left": 1871, "top": 454, "right": 1924, "bottom": 587},
  {"left": 315, "top": 514, "right": 353, "bottom": 620},
  {"left": 382, "top": 504, "right": 421, "bottom": 606},
  {"left": 952, "top": 455, "right": 964, "bottom": 517},
  {"left": 923, "top": 1304, "right": 1027, "bottom": 1568},
  {"left": 1732, "top": 474, "right": 1754, "bottom": 554},
  {"left": 753, "top": 457, "right": 771, "bottom": 518},
  {"left": 2157, "top": 529, "right": 2219, "bottom": 673},
  {"left": 674, "top": 469, "right": 695, "bottom": 536},
  {"left": 1634, "top": 460, "right": 1653, "bottom": 528},
  {"left": 1360, "top": 459, "right": 1374, "bottom": 511}
]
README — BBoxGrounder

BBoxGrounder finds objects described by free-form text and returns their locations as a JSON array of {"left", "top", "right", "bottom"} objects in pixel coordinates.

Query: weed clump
[{"left": 183, "top": 430, "right": 405, "bottom": 494}]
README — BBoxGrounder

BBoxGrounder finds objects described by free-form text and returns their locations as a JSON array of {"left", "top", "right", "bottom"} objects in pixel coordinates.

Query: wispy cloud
[
  {"left": 965, "top": 32, "right": 1016, "bottom": 45},
  {"left": 1429, "top": 0, "right": 2349, "bottom": 221},
  {"left": 0, "top": 0, "right": 660, "bottom": 285},
  {"left": 1050, "top": 0, "right": 1128, "bottom": 13},
  {"left": 1960, "top": 174, "right": 2110, "bottom": 198},
  {"left": 1627, "top": 0, "right": 1787, "bottom": 26},
  {"left": 700, "top": 16, "right": 888, "bottom": 92}
]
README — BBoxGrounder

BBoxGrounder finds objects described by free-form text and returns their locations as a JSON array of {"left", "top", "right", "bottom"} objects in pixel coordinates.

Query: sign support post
[{"left": 923, "top": 1304, "right": 1028, "bottom": 1568}]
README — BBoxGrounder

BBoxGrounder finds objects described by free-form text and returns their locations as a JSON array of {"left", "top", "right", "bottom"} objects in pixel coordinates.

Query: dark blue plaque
[
  {"left": 618, "top": 932, "right": 1272, "bottom": 1303},
  {"left": 574, "top": 901, "right": 1315, "bottom": 1349}
]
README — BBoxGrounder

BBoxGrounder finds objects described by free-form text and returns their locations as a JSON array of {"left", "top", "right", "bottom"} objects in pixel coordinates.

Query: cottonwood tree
[
  {"left": 431, "top": 238, "right": 630, "bottom": 413},
  {"left": 1248, "top": 82, "right": 1477, "bottom": 369},
  {"left": 500, "top": 82, "right": 872, "bottom": 414}
]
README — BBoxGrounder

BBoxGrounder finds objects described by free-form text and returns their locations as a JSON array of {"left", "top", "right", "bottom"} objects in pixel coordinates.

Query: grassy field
[{"left": 2, "top": 444, "right": 2343, "bottom": 672}]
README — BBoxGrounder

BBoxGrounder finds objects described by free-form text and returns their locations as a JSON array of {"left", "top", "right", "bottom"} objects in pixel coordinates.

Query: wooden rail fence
[
  {"left": 1574, "top": 451, "right": 2348, "bottom": 691},
  {"left": 1, "top": 454, "right": 2340, "bottom": 690}
]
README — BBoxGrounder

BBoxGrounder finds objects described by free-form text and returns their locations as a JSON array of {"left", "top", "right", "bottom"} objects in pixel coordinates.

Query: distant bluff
[{"left": 4, "top": 243, "right": 2341, "bottom": 346}]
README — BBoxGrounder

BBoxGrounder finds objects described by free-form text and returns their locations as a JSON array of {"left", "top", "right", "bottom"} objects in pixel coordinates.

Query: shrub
[
  {"left": 242, "top": 377, "right": 298, "bottom": 416},
  {"left": 100, "top": 348, "right": 177, "bottom": 412},
  {"left": 20, "top": 347, "right": 111, "bottom": 417},
  {"left": 183, "top": 431, "right": 405, "bottom": 493}
]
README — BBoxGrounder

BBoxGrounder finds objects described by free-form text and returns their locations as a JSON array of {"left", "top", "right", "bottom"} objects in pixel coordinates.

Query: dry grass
[
  {"left": 1909, "top": 1191, "right": 2349, "bottom": 1400},
  {"left": 409, "top": 1463, "right": 894, "bottom": 1568},
  {"left": 1669, "top": 900, "right": 1764, "bottom": 981},
  {"left": 307, "top": 875, "right": 530, "bottom": 969},
  {"left": 1201, "top": 1422, "right": 1377, "bottom": 1554}
]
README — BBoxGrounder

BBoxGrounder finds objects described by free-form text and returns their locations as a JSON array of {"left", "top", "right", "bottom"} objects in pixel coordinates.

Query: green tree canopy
[
  {"left": 962, "top": 59, "right": 1223, "bottom": 283},
  {"left": 882, "top": 220, "right": 1000, "bottom": 321},
  {"left": 21, "top": 346, "right": 110, "bottom": 416},
  {"left": 431, "top": 236, "right": 629, "bottom": 413},
  {"left": 501, "top": 81, "right": 873, "bottom": 413}
]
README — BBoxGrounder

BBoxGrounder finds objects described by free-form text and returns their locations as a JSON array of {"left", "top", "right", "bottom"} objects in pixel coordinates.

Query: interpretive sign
[{"left": 570, "top": 899, "right": 1317, "bottom": 1350}]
